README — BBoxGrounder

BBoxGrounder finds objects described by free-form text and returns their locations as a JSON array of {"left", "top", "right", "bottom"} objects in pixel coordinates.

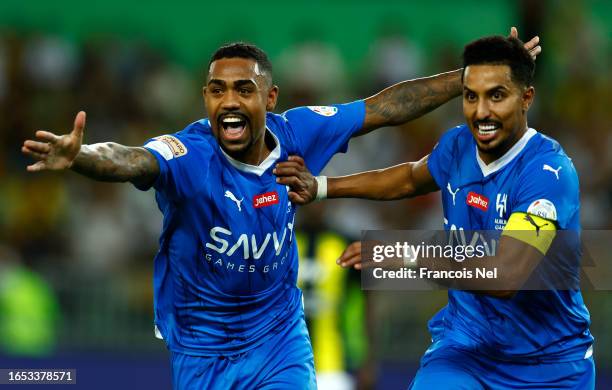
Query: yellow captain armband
[{"left": 502, "top": 212, "right": 557, "bottom": 255}]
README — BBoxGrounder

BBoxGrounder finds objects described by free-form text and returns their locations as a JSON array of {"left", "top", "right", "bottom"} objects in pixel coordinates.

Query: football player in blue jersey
[
  {"left": 275, "top": 36, "right": 594, "bottom": 389},
  {"left": 22, "top": 31, "right": 541, "bottom": 389}
]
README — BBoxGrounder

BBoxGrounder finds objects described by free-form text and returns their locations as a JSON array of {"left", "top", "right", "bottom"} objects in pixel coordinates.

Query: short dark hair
[
  {"left": 209, "top": 42, "right": 273, "bottom": 83},
  {"left": 462, "top": 36, "right": 535, "bottom": 87}
]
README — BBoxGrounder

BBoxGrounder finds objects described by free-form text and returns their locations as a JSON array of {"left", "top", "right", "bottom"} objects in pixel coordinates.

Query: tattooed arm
[
  {"left": 358, "top": 70, "right": 462, "bottom": 135},
  {"left": 72, "top": 143, "right": 159, "bottom": 187},
  {"left": 22, "top": 111, "right": 159, "bottom": 188}
]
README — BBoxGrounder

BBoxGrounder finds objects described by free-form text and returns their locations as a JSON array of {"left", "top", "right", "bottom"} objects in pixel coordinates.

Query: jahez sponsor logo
[
  {"left": 253, "top": 191, "right": 279, "bottom": 208},
  {"left": 467, "top": 192, "right": 489, "bottom": 211}
]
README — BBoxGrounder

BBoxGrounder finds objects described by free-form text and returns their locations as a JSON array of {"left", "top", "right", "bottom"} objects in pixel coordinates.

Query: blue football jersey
[
  {"left": 426, "top": 124, "right": 593, "bottom": 362},
  {"left": 137, "top": 101, "right": 365, "bottom": 356}
]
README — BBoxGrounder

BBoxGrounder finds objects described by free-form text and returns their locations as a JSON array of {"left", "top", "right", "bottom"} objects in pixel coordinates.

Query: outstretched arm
[
  {"left": 274, "top": 155, "right": 438, "bottom": 204},
  {"left": 22, "top": 111, "right": 159, "bottom": 188},
  {"left": 71, "top": 143, "right": 159, "bottom": 187},
  {"left": 357, "top": 27, "right": 541, "bottom": 135}
]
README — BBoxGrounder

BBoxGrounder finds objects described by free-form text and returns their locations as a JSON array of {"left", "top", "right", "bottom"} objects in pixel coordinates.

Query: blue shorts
[
  {"left": 170, "top": 315, "right": 316, "bottom": 390},
  {"left": 409, "top": 342, "right": 595, "bottom": 390}
]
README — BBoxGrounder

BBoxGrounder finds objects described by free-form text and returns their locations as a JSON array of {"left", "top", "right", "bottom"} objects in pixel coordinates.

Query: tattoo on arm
[
  {"left": 72, "top": 143, "right": 159, "bottom": 187},
  {"left": 361, "top": 69, "right": 463, "bottom": 134}
]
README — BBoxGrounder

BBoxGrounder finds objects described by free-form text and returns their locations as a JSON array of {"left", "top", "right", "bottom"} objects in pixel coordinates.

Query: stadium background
[{"left": 0, "top": 0, "right": 610, "bottom": 388}]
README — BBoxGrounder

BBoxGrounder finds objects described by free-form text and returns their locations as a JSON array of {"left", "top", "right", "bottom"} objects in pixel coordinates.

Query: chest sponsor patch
[
  {"left": 253, "top": 191, "right": 279, "bottom": 208},
  {"left": 307, "top": 106, "right": 338, "bottom": 117},
  {"left": 466, "top": 192, "right": 489, "bottom": 211}
]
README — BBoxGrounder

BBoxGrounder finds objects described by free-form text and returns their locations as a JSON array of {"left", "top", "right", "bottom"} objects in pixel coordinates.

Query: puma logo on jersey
[
  {"left": 224, "top": 190, "right": 244, "bottom": 212},
  {"left": 524, "top": 214, "right": 549, "bottom": 236},
  {"left": 447, "top": 183, "right": 460, "bottom": 206},
  {"left": 543, "top": 164, "right": 562, "bottom": 180}
]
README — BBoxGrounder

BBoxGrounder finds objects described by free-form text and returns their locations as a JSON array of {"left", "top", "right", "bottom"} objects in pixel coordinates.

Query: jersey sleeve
[
  {"left": 511, "top": 156, "right": 579, "bottom": 229},
  {"left": 282, "top": 100, "right": 365, "bottom": 175},
  {"left": 135, "top": 132, "right": 210, "bottom": 200},
  {"left": 426, "top": 125, "right": 464, "bottom": 188}
]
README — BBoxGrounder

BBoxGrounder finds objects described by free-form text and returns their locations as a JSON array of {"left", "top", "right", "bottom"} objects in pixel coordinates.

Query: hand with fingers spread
[
  {"left": 274, "top": 155, "right": 318, "bottom": 205},
  {"left": 510, "top": 26, "right": 542, "bottom": 60},
  {"left": 22, "top": 111, "right": 86, "bottom": 172}
]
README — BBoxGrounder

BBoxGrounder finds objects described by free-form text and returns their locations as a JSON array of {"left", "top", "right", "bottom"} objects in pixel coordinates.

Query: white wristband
[{"left": 315, "top": 176, "right": 327, "bottom": 201}]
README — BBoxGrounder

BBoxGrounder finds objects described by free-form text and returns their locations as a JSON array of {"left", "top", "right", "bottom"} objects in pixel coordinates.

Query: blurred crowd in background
[{"left": 0, "top": 0, "right": 610, "bottom": 388}]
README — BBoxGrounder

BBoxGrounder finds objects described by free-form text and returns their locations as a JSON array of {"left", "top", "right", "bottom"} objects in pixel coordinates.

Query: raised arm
[
  {"left": 274, "top": 155, "right": 438, "bottom": 204},
  {"left": 359, "top": 70, "right": 462, "bottom": 135},
  {"left": 22, "top": 111, "right": 159, "bottom": 188},
  {"left": 357, "top": 27, "right": 541, "bottom": 135}
]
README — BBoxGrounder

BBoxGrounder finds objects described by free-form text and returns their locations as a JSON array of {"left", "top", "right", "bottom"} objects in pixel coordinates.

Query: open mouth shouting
[
  {"left": 219, "top": 113, "right": 249, "bottom": 142},
  {"left": 474, "top": 121, "right": 502, "bottom": 142}
]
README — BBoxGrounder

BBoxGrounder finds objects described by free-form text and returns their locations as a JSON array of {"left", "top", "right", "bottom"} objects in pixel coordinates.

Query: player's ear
[
  {"left": 266, "top": 85, "right": 279, "bottom": 111},
  {"left": 522, "top": 86, "right": 535, "bottom": 112}
]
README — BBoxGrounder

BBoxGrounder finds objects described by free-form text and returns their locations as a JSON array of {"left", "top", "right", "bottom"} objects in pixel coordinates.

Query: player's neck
[
  {"left": 235, "top": 129, "right": 276, "bottom": 165},
  {"left": 478, "top": 124, "right": 527, "bottom": 165}
]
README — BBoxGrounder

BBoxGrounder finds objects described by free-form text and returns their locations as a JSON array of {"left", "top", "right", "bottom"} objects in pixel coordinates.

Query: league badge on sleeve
[
  {"left": 145, "top": 134, "right": 187, "bottom": 161},
  {"left": 527, "top": 199, "right": 557, "bottom": 221},
  {"left": 307, "top": 106, "right": 338, "bottom": 117},
  {"left": 145, "top": 139, "right": 175, "bottom": 160}
]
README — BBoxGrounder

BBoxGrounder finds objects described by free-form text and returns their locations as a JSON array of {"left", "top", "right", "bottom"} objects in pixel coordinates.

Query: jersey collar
[
  {"left": 476, "top": 128, "right": 537, "bottom": 177},
  {"left": 219, "top": 127, "right": 281, "bottom": 176}
]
